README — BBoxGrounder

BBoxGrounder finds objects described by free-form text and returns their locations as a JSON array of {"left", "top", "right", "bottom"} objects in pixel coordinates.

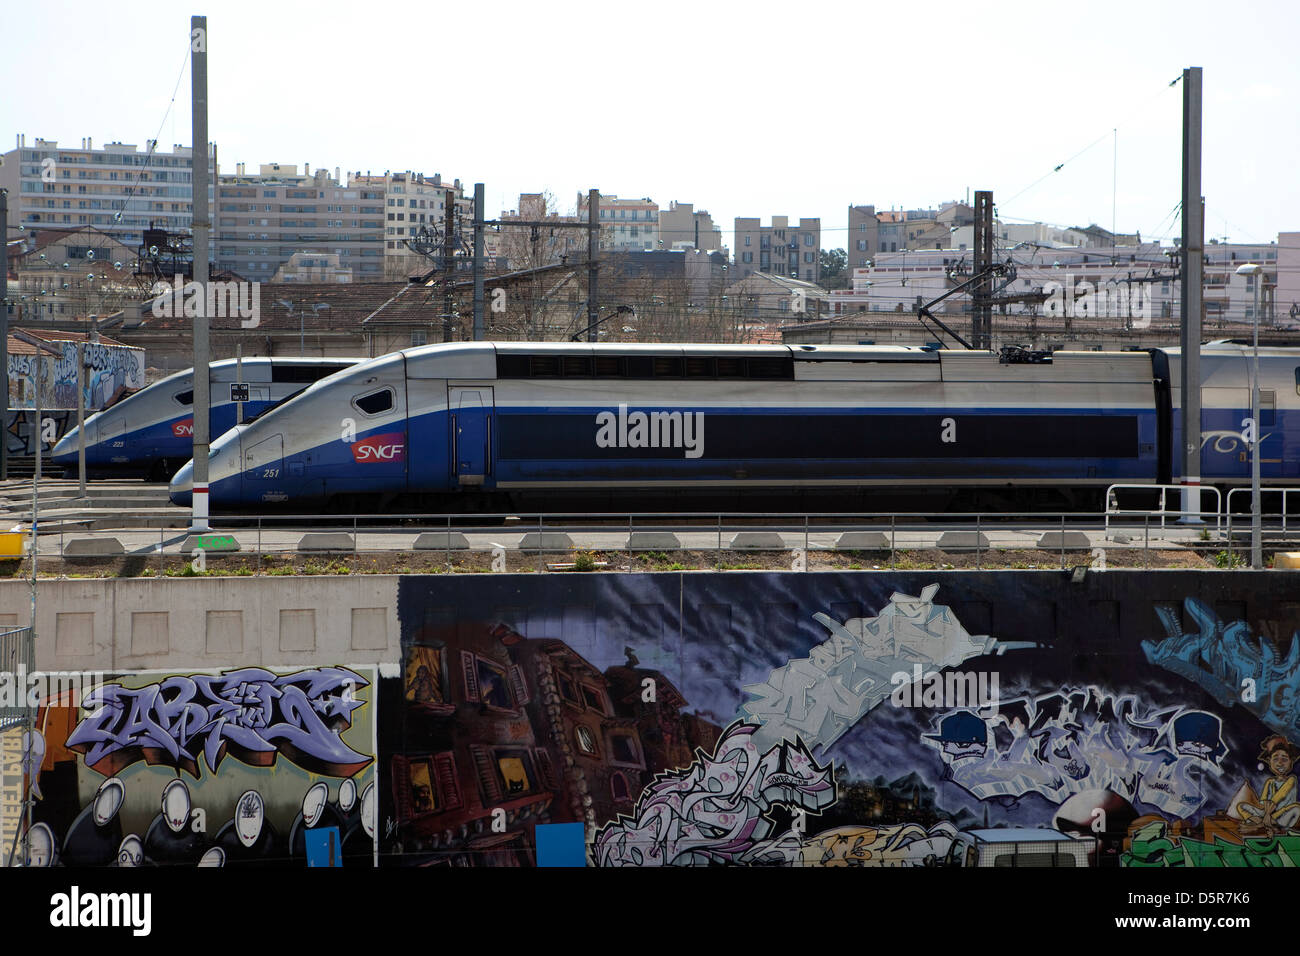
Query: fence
[{"left": 11, "top": 507, "right": 1300, "bottom": 573}]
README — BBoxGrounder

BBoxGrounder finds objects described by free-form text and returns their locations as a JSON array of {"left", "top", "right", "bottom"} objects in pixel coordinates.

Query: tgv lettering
[{"left": 595, "top": 404, "right": 704, "bottom": 459}]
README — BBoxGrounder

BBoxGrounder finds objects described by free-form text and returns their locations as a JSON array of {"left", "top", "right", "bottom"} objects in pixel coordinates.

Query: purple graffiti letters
[{"left": 67, "top": 667, "right": 371, "bottom": 779}]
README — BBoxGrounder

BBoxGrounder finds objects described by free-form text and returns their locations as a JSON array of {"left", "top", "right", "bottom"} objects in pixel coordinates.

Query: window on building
[
  {"left": 610, "top": 772, "right": 630, "bottom": 802},
  {"left": 575, "top": 726, "right": 600, "bottom": 756},
  {"left": 461, "top": 650, "right": 529, "bottom": 711},
  {"left": 411, "top": 329, "right": 428, "bottom": 347}
]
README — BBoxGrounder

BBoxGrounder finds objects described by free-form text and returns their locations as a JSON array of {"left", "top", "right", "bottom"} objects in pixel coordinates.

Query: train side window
[
  {"left": 1262, "top": 389, "right": 1276, "bottom": 427},
  {"left": 685, "top": 357, "right": 715, "bottom": 377},
  {"left": 624, "top": 356, "right": 654, "bottom": 378},
  {"left": 174, "top": 390, "right": 193, "bottom": 406},
  {"left": 653, "top": 356, "right": 684, "bottom": 378},
  {"left": 562, "top": 356, "right": 593, "bottom": 377},
  {"left": 353, "top": 388, "right": 394, "bottom": 416}
]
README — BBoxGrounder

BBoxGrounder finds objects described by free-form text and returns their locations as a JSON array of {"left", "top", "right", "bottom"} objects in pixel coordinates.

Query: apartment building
[
  {"left": 1, "top": 134, "right": 213, "bottom": 249},
  {"left": 215, "top": 163, "right": 384, "bottom": 282},
  {"left": 350, "top": 170, "right": 467, "bottom": 279},
  {"left": 658, "top": 201, "right": 722, "bottom": 251},
  {"left": 733, "top": 216, "right": 820, "bottom": 282},
  {"left": 271, "top": 251, "right": 352, "bottom": 283},
  {"left": 578, "top": 194, "right": 659, "bottom": 251}
]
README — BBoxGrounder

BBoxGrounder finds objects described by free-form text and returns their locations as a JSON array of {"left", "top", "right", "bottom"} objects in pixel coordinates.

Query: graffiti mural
[
  {"left": 6, "top": 410, "right": 74, "bottom": 459},
  {"left": 381, "top": 570, "right": 1300, "bottom": 867},
  {"left": 592, "top": 720, "right": 835, "bottom": 866},
  {"left": 7, "top": 340, "right": 145, "bottom": 412},
  {"left": 1145, "top": 597, "right": 1300, "bottom": 737},
  {"left": 12, "top": 665, "right": 377, "bottom": 867}
]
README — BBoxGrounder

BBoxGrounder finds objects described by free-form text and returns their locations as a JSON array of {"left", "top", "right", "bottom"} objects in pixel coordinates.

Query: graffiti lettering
[
  {"left": 1144, "top": 597, "right": 1300, "bottom": 738},
  {"left": 66, "top": 667, "right": 372, "bottom": 779},
  {"left": 926, "top": 686, "right": 1227, "bottom": 816},
  {"left": 742, "top": 585, "right": 1032, "bottom": 754},
  {"left": 593, "top": 721, "right": 835, "bottom": 866}
]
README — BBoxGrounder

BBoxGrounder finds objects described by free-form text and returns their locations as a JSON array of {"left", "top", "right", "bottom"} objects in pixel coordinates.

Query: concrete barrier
[
  {"left": 63, "top": 537, "right": 125, "bottom": 556},
  {"left": 180, "top": 533, "right": 242, "bottom": 554},
  {"left": 835, "top": 531, "right": 890, "bottom": 550},
  {"left": 1036, "top": 531, "right": 1092, "bottom": 551},
  {"left": 518, "top": 532, "right": 574, "bottom": 553},
  {"left": 297, "top": 533, "right": 356, "bottom": 552},
  {"left": 937, "top": 531, "right": 989, "bottom": 551},
  {"left": 413, "top": 532, "right": 470, "bottom": 551},
  {"left": 729, "top": 532, "right": 786, "bottom": 550},
  {"left": 627, "top": 532, "right": 682, "bottom": 551}
]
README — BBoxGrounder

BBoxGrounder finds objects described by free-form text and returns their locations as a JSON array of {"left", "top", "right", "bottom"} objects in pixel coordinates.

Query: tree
[{"left": 818, "top": 248, "right": 850, "bottom": 290}]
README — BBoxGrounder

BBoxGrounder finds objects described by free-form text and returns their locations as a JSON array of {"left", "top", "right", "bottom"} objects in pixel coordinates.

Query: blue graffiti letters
[{"left": 67, "top": 667, "right": 372, "bottom": 778}]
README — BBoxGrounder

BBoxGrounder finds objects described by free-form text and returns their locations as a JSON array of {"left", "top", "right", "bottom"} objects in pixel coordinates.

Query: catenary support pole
[{"left": 190, "top": 15, "right": 211, "bottom": 532}]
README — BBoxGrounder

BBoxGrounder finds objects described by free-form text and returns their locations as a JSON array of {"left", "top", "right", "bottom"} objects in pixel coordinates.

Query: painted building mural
[
  {"left": 12, "top": 665, "right": 377, "bottom": 867},
  {"left": 9, "top": 569, "right": 1300, "bottom": 867},
  {"left": 382, "top": 571, "right": 1300, "bottom": 867},
  {"left": 7, "top": 340, "right": 146, "bottom": 412},
  {"left": 6, "top": 338, "right": 146, "bottom": 458}
]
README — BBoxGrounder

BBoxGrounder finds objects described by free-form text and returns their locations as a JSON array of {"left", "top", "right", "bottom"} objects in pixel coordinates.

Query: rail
[
  {"left": 6, "top": 507, "right": 1299, "bottom": 572},
  {"left": 1104, "top": 484, "right": 1222, "bottom": 536},
  {"left": 1225, "top": 487, "right": 1300, "bottom": 538}
]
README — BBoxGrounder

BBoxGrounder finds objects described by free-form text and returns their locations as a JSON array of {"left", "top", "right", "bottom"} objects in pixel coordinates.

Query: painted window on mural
[
  {"left": 576, "top": 725, "right": 599, "bottom": 756},
  {"left": 476, "top": 658, "right": 512, "bottom": 709},
  {"left": 611, "top": 772, "right": 630, "bottom": 802},
  {"left": 461, "top": 651, "right": 529, "bottom": 710},
  {"left": 409, "top": 759, "right": 436, "bottom": 814},
  {"left": 556, "top": 671, "right": 581, "bottom": 707},
  {"left": 581, "top": 684, "right": 607, "bottom": 714},
  {"left": 405, "top": 645, "right": 445, "bottom": 705},
  {"left": 609, "top": 733, "right": 639, "bottom": 766}
]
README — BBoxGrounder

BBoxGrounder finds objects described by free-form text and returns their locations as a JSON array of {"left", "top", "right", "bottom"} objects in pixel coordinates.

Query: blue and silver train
[
  {"left": 54, "top": 357, "right": 361, "bottom": 481},
  {"left": 167, "top": 341, "right": 1300, "bottom": 512}
]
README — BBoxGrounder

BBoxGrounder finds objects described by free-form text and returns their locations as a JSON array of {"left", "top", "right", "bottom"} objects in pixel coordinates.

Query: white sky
[{"left": 3, "top": 0, "right": 1297, "bottom": 251}]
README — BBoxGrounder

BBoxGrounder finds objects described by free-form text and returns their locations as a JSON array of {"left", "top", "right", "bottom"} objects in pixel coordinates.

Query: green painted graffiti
[{"left": 1123, "top": 820, "right": 1300, "bottom": 867}]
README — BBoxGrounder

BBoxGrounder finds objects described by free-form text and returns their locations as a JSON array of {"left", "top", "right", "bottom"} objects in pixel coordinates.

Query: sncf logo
[
  {"left": 172, "top": 418, "right": 194, "bottom": 437},
  {"left": 352, "top": 432, "right": 406, "bottom": 463}
]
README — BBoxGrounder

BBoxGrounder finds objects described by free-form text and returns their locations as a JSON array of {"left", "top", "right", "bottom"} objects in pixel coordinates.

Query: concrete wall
[{"left": 0, "top": 575, "right": 401, "bottom": 672}]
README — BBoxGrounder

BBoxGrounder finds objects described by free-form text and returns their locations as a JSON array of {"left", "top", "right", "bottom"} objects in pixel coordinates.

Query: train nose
[
  {"left": 51, "top": 428, "right": 78, "bottom": 465},
  {"left": 169, "top": 459, "right": 193, "bottom": 506}
]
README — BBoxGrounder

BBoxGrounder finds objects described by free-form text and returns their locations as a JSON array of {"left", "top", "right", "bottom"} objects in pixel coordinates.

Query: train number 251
[{"left": 262, "top": 468, "right": 279, "bottom": 479}]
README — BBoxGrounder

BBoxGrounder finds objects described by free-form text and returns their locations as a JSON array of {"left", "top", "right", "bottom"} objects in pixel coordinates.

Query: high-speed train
[
  {"left": 54, "top": 357, "right": 361, "bottom": 480},
  {"left": 168, "top": 341, "right": 1300, "bottom": 513}
]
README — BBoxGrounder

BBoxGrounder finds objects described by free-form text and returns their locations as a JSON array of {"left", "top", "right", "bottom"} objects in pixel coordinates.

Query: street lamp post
[{"left": 1235, "top": 263, "right": 1263, "bottom": 568}]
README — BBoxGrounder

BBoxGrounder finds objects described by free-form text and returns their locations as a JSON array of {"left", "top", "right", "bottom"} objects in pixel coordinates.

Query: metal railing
[
  {"left": 0, "top": 626, "right": 34, "bottom": 726},
  {"left": 1104, "top": 483, "right": 1222, "bottom": 536},
  {"left": 1225, "top": 486, "right": 1300, "bottom": 537},
  {"left": 8, "top": 506, "right": 1297, "bottom": 572}
]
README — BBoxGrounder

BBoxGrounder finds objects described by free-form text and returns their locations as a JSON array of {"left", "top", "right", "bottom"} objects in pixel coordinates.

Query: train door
[
  {"left": 1258, "top": 387, "right": 1284, "bottom": 478},
  {"left": 448, "top": 386, "right": 494, "bottom": 486},
  {"left": 245, "top": 432, "right": 284, "bottom": 482}
]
